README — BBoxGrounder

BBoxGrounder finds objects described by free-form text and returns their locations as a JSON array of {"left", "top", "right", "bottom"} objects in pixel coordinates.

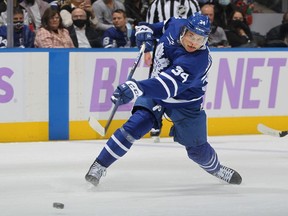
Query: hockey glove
[
  {"left": 111, "top": 80, "right": 143, "bottom": 105},
  {"left": 135, "top": 25, "right": 154, "bottom": 52}
]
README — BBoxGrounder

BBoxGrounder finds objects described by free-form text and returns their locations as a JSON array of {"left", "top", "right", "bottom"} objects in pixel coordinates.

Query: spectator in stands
[
  {"left": 60, "top": 0, "right": 98, "bottom": 28},
  {"left": 34, "top": 7, "right": 74, "bottom": 47},
  {"left": 124, "top": 0, "right": 148, "bottom": 26},
  {"left": 201, "top": 4, "right": 229, "bottom": 47},
  {"left": 199, "top": 0, "right": 254, "bottom": 30},
  {"left": 67, "top": 7, "right": 102, "bottom": 47},
  {"left": 225, "top": 8, "right": 255, "bottom": 47},
  {"left": 233, "top": 0, "right": 254, "bottom": 26},
  {"left": 19, "top": 0, "right": 50, "bottom": 32},
  {"left": 92, "top": 0, "right": 125, "bottom": 31},
  {"left": 0, "top": 6, "right": 35, "bottom": 48},
  {"left": 265, "top": 11, "right": 288, "bottom": 47},
  {"left": 204, "top": 0, "right": 231, "bottom": 29},
  {"left": 102, "top": 9, "right": 135, "bottom": 48}
]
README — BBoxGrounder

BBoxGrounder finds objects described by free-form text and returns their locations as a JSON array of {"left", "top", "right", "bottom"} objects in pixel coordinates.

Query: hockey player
[
  {"left": 85, "top": 12, "right": 242, "bottom": 186},
  {"left": 146, "top": 0, "right": 201, "bottom": 142}
]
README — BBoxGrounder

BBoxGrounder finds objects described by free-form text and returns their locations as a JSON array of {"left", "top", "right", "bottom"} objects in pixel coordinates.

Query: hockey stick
[
  {"left": 88, "top": 43, "right": 146, "bottom": 136},
  {"left": 257, "top": 123, "right": 288, "bottom": 138}
]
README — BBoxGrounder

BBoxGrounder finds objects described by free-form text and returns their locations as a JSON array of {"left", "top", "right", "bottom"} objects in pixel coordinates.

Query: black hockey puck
[{"left": 53, "top": 202, "right": 64, "bottom": 209}]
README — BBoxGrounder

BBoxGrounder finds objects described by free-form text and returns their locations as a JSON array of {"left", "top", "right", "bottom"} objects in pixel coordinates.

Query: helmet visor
[{"left": 186, "top": 30, "right": 206, "bottom": 45}]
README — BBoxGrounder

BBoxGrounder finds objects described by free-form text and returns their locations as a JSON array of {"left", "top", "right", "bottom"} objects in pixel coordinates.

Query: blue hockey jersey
[
  {"left": 0, "top": 25, "right": 35, "bottom": 48},
  {"left": 102, "top": 26, "right": 136, "bottom": 48},
  {"left": 138, "top": 17, "right": 212, "bottom": 109}
]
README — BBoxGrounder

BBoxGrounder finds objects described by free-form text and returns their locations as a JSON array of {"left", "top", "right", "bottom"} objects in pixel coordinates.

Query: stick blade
[
  {"left": 88, "top": 116, "right": 105, "bottom": 136},
  {"left": 257, "top": 123, "right": 281, "bottom": 137}
]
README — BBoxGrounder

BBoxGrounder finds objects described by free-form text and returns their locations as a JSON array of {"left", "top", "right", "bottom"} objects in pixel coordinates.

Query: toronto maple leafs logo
[{"left": 151, "top": 42, "right": 169, "bottom": 78}]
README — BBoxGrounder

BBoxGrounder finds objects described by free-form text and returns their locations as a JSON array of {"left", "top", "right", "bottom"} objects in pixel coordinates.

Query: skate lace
[{"left": 214, "top": 166, "right": 234, "bottom": 182}]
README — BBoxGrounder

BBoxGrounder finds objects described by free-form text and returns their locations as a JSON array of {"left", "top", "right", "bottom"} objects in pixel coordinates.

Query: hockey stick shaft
[
  {"left": 89, "top": 43, "right": 146, "bottom": 136},
  {"left": 104, "top": 43, "right": 146, "bottom": 132},
  {"left": 257, "top": 123, "right": 288, "bottom": 137}
]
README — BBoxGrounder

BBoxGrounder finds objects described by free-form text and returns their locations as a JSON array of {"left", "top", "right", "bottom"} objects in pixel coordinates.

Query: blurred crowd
[{"left": 0, "top": 0, "right": 287, "bottom": 48}]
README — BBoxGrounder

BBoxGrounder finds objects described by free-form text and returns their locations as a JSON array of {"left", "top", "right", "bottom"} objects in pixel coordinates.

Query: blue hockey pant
[{"left": 97, "top": 97, "right": 220, "bottom": 173}]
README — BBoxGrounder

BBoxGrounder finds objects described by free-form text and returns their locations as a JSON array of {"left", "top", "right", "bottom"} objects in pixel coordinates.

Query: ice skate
[
  {"left": 85, "top": 160, "right": 106, "bottom": 186},
  {"left": 150, "top": 128, "right": 160, "bottom": 143},
  {"left": 213, "top": 165, "right": 242, "bottom": 185}
]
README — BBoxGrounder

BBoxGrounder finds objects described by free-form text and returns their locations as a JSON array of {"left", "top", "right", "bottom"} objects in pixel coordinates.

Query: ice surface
[{"left": 1, "top": 135, "right": 288, "bottom": 216}]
